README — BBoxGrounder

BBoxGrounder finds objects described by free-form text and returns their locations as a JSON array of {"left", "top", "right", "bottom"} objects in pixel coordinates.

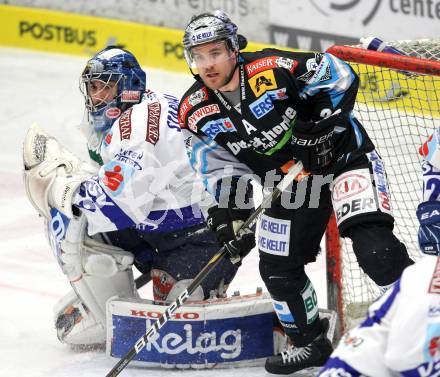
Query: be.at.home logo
[{"left": 310, "top": 0, "right": 382, "bottom": 25}]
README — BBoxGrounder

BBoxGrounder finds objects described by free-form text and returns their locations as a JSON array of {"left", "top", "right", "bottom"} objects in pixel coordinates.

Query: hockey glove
[
  {"left": 207, "top": 205, "right": 255, "bottom": 265},
  {"left": 291, "top": 113, "right": 344, "bottom": 174},
  {"left": 417, "top": 201, "right": 440, "bottom": 255}
]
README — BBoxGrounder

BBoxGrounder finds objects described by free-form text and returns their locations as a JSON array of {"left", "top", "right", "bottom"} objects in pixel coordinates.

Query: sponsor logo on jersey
[
  {"left": 245, "top": 56, "right": 297, "bottom": 78},
  {"left": 342, "top": 333, "right": 364, "bottom": 348},
  {"left": 103, "top": 131, "right": 113, "bottom": 147},
  {"left": 332, "top": 168, "right": 380, "bottom": 224},
  {"left": 121, "top": 90, "right": 141, "bottom": 103},
  {"left": 146, "top": 101, "right": 161, "bottom": 145},
  {"left": 249, "top": 88, "right": 288, "bottom": 119},
  {"left": 249, "top": 70, "right": 277, "bottom": 98},
  {"left": 226, "top": 107, "right": 296, "bottom": 155},
  {"left": 119, "top": 108, "right": 133, "bottom": 140},
  {"left": 188, "top": 87, "right": 208, "bottom": 106},
  {"left": 187, "top": 104, "right": 221, "bottom": 132},
  {"left": 179, "top": 88, "right": 210, "bottom": 130},
  {"left": 258, "top": 214, "right": 290, "bottom": 256},
  {"left": 100, "top": 160, "right": 136, "bottom": 196},
  {"left": 332, "top": 173, "right": 370, "bottom": 201},
  {"left": 429, "top": 258, "right": 440, "bottom": 294},
  {"left": 114, "top": 148, "right": 143, "bottom": 170},
  {"left": 78, "top": 178, "right": 115, "bottom": 211},
  {"left": 368, "top": 151, "right": 392, "bottom": 213},
  {"left": 201, "top": 118, "right": 236, "bottom": 139},
  {"left": 105, "top": 107, "right": 121, "bottom": 119}
]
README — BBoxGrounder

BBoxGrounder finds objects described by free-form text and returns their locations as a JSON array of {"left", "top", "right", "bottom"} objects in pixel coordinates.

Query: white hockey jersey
[
  {"left": 74, "top": 90, "right": 211, "bottom": 235},
  {"left": 318, "top": 255, "right": 440, "bottom": 377}
]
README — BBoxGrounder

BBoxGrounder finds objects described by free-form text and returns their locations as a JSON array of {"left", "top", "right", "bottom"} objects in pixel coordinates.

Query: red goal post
[{"left": 324, "top": 40, "right": 440, "bottom": 335}]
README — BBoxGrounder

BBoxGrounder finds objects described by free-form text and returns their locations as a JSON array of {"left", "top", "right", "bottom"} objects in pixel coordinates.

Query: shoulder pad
[{"left": 178, "top": 86, "right": 209, "bottom": 130}]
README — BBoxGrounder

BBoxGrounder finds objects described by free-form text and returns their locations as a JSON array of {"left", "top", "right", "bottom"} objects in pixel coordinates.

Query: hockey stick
[
  {"left": 134, "top": 273, "right": 151, "bottom": 289},
  {"left": 106, "top": 161, "right": 307, "bottom": 377}
]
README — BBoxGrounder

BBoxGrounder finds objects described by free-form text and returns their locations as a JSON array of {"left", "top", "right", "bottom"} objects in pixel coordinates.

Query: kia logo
[{"left": 310, "top": 0, "right": 382, "bottom": 25}]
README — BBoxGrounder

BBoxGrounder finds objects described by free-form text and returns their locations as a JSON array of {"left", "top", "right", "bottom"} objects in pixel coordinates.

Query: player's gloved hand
[
  {"left": 417, "top": 201, "right": 440, "bottom": 255},
  {"left": 207, "top": 205, "right": 255, "bottom": 265},
  {"left": 291, "top": 112, "right": 344, "bottom": 174}
]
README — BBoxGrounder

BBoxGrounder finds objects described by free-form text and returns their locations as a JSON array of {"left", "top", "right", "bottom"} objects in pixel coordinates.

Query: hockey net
[{"left": 325, "top": 39, "right": 440, "bottom": 334}]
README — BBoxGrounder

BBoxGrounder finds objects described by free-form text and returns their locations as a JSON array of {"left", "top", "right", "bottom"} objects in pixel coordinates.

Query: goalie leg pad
[
  {"left": 54, "top": 290, "right": 106, "bottom": 346},
  {"left": 48, "top": 211, "right": 138, "bottom": 328},
  {"left": 107, "top": 293, "right": 282, "bottom": 368},
  {"left": 346, "top": 222, "right": 414, "bottom": 286}
]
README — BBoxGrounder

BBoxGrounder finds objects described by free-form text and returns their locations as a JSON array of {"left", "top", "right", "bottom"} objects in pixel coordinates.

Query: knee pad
[
  {"left": 47, "top": 213, "right": 138, "bottom": 326},
  {"left": 347, "top": 223, "right": 414, "bottom": 286},
  {"left": 54, "top": 290, "right": 105, "bottom": 346}
]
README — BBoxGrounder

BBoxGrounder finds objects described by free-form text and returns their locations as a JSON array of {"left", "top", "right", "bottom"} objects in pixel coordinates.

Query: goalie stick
[{"left": 106, "top": 161, "right": 308, "bottom": 377}]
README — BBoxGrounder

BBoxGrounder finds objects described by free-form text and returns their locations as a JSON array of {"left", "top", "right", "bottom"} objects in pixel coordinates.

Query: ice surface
[{"left": 0, "top": 48, "right": 326, "bottom": 377}]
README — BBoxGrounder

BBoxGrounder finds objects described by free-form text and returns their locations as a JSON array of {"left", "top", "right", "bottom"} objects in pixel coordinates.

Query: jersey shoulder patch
[{"left": 178, "top": 84, "right": 209, "bottom": 130}]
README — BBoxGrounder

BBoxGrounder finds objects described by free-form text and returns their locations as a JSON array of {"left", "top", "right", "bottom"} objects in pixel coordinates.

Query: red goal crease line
[{"left": 327, "top": 45, "right": 440, "bottom": 76}]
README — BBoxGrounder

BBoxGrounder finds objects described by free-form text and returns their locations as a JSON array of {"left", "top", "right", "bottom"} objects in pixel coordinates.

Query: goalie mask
[
  {"left": 182, "top": 10, "right": 247, "bottom": 76},
  {"left": 80, "top": 46, "right": 146, "bottom": 133}
]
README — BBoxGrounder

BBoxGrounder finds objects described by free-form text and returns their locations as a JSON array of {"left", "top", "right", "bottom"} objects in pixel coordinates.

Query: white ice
[{"left": 0, "top": 48, "right": 327, "bottom": 377}]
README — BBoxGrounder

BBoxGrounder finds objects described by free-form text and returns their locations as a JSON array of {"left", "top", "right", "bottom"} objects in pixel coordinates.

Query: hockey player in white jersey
[
  {"left": 317, "top": 132, "right": 440, "bottom": 376},
  {"left": 22, "top": 46, "right": 241, "bottom": 347}
]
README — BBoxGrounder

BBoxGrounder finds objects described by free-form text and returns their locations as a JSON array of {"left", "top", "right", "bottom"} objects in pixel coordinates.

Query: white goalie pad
[
  {"left": 106, "top": 293, "right": 337, "bottom": 369},
  {"left": 47, "top": 208, "right": 138, "bottom": 339}
]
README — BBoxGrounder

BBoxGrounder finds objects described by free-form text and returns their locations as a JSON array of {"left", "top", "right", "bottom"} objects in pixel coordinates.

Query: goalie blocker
[{"left": 107, "top": 293, "right": 337, "bottom": 368}]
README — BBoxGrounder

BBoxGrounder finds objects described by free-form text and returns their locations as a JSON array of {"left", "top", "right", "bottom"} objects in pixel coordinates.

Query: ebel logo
[{"left": 310, "top": 0, "right": 382, "bottom": 26}]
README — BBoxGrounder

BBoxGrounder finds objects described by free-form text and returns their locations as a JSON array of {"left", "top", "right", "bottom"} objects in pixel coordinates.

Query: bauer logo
[{"left": 110, "top": 312, "right": 274, "bottom": 364}]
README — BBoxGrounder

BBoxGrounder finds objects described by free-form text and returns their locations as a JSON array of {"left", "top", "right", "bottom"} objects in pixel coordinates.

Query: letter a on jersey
[{"left": 242, "top": 119, "right": 257, "bottom": 135}]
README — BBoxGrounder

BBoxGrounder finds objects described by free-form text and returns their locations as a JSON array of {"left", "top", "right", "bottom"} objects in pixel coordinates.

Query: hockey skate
[{"left": 265, "top": 318, "right": 333, "bottom": 375}]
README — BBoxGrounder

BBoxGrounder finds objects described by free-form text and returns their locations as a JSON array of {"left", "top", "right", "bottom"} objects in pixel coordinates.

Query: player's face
[
  {"left": 190, "top": 41, "right": 237, "bottom": 90},
  {"left": 87, "top": 79, "right": 118, "bottom": 108}
]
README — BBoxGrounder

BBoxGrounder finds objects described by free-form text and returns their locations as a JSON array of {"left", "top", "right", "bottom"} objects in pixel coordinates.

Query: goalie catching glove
[
  {"left": 22, "top": 124, "right": 97, "bottom": 219},
  {"left": 207, "top": 205, "right": 255, "bottom": 265},
  {"left": 291, "top": 112, "right": 345, "bottom": 175}
]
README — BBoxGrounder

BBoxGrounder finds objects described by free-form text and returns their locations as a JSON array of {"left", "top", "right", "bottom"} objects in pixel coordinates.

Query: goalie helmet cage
[{"left": 324, "top": 39, "right": 440, "bottom": 335}]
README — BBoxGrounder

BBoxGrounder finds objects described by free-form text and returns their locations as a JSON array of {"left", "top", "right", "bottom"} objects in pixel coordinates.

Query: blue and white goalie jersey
[
  {"left": 318, "top": 256, "right": 440, "bottom": 377},
  {"left": 73, "top": 91, "right": 211, "bottom": 235}
]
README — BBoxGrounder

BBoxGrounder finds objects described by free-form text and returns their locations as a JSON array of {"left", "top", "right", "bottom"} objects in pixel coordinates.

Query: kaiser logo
[{"left": 105, "top": 107, "right": 121, "bottom": 119}]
